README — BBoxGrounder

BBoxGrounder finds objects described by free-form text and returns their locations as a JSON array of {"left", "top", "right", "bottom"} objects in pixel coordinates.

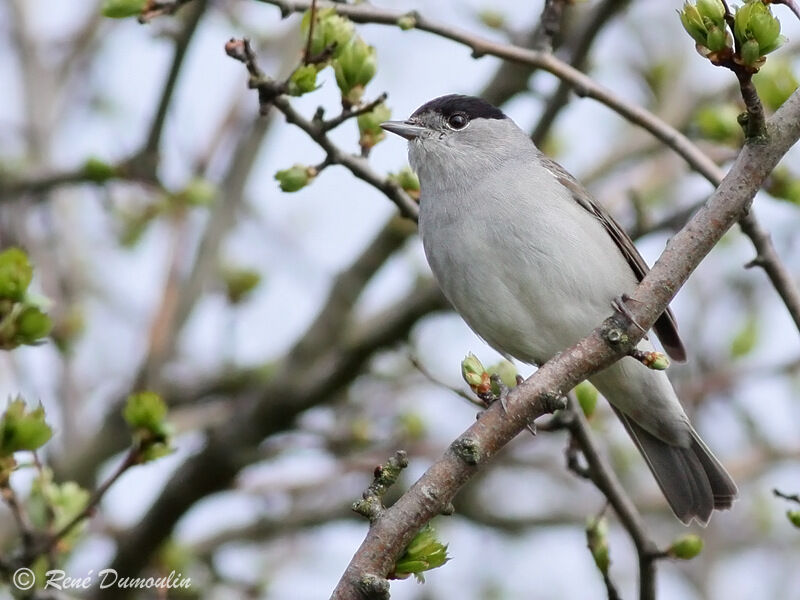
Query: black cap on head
[{"left": 411, "top": 94, "right": 506, "bottom": 121}]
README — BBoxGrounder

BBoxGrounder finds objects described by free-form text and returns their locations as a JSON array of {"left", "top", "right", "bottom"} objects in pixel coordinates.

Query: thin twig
[
  {"left": 303, "top": 0, "right": 317, "bottom": 64},
  {"left": 774, "top": 488, "right": 800, "bottom": 505},
  {"left": 321, "top": 92, "right": 388, "bottom": 131}
]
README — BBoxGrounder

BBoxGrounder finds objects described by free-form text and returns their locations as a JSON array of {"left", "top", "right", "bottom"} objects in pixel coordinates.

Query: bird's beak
[{"left": 380, "top": 120, "right": 426, "bottom": 140}]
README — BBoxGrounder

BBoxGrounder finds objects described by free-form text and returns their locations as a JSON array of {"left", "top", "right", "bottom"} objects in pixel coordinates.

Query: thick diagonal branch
[{"left": 330, "top": 91, "right": 800, "bottom": 599}]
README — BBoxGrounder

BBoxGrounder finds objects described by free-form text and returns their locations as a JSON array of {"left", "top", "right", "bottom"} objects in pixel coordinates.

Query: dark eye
[{"left": 447, "top": 113, "right": 469, "bottom": 130}]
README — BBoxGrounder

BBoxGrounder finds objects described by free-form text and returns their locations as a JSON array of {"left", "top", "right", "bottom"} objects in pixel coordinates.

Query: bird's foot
[{"left": 612, "top": 294, "right": 648, "bottom": 337}]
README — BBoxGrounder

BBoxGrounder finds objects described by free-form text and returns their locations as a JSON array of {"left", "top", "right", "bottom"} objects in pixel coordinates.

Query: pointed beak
[{"left": 380, "top": 120, "right": 427, "bottom": 140}]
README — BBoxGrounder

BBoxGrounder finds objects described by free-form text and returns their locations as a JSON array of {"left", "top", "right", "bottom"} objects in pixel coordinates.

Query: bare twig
[
  {"left": 774, "top": 488, "right": 800, "bottom": 505},
  {"left": 303, "top": 0, "right": 318, "bottom": 64}
]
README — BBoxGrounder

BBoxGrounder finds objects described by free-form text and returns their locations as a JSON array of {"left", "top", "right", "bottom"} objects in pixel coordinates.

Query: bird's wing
[{"left": 540, "top": 157, "right": 687, "bottom": 362}]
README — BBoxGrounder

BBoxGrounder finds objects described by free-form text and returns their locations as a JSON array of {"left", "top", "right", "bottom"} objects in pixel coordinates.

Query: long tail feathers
[{"left": 613, "top": 409, "right": 737, "bottom": 525}]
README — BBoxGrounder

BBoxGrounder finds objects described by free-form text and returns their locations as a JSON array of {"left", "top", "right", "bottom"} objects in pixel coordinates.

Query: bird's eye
[{"left": 447, "top": 113, "right": 469, "bottom": 130}]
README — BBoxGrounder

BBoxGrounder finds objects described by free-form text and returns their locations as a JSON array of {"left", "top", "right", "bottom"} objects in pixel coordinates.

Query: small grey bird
[{"left": 381, "top": 94, "right": 737, "bottom": 525}]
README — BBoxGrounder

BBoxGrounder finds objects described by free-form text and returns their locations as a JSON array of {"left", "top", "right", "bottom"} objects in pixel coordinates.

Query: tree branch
[
  {"left": 258, "top": 0, "right": 800, "bottom": 334},
  {"left": 330, "top": 91, "right": 800, "bottom": 598}
]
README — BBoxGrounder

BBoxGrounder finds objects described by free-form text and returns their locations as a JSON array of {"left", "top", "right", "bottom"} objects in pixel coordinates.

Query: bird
[{"left": 380, "top": 94, "right": 737, "bottom": 525}]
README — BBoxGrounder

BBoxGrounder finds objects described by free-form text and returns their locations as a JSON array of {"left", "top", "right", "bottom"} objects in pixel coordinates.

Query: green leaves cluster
[
  {"left": 680, "top": 0, "right": 730, "bottom": 54},
  {"left": 0, "top": 398, "right": 53, "bottom": 458},
  {"left": 391, "top": 524, "right": 450, "bottom": 582},
  {"left": 300, "top": 8, "right": 378, "bottom": 107},
  {"left": 124, "top": 392, "right": 173, "bottom": 462},
  {"left": 734, "top": 0, "right": 784, "bottom": 67},
  {"left": 679, "top": 0, "right": 784, "bottom": 69},
  {"left": 0, "top": 248, "right": 52, "bottom": 350}
]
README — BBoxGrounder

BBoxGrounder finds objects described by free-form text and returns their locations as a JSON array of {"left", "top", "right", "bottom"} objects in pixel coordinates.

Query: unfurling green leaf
[
  {"left": 275, "top": 164, "right": 316, "bottom": 192},
  {"left": 575, "top": 381, "right": 599, "bottom": 419},
  {"left": 391, "top": 524, "right": 450, "bottom": 582},
  {"left": 0, "top": 398, "right": 53, "bottom": 456},
  {"left": 668, "top": 534, "right": 704, "bottom": 559},
  {"left": 333, "top": 37, "right": 377, "bottom": 106},
  {"left": 301, "top": 8, "right": 354, "bottom": 60},
  {"left": 124, "top": 392, "right": 172, "bottom": 462},
  {"left": 28, "top": 469, "right": 90, "bottom": 550},
  {"left": 287, "top": 64, "right": 319, "bottom": 96},
  {"left": 388, "top": 167, "right": 420, "bottom": 201},
  {"left": 124, "top": 392, "right": 167, "bottom": 435},
  {"left": 102, "top": 0, "right": 146, "bottom": 18},
  {"left": 734, "top": 1, "right": 784, "bottom": 67},
  {"left": 0, "top": 248, "right": 33, "bottom": 301},
  {"left": 461, "top": 352, "right": 487, "bottom": 390},
  {"left": 15, "top": 306, "right": 52, "bottom": 345},
  {"left": 357, "top": 102, "right": 392, "bottom": 151}
]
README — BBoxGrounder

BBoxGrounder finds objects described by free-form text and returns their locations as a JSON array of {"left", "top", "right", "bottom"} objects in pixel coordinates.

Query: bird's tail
[{"left": 614, "top": 409, "right": 738, "bottom": 525}]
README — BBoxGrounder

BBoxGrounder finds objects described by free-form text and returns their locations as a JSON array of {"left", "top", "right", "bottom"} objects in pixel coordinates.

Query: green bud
[
  {"left": 301, "top": 8, "right": 355, "bottom": 60},
  {"left": 705, "top": 25, "right": 729, "bottom": 53},
  {"left": 0, "top": 248, "right": 33, "bottom": 301},
  {"left": 28, "top": 471, "right": 90, "bottom": 549},
  {"left": 357, "top": 102, "right": 392, "bottom": 151},
  {"left": 0, "top": 398, "right": 53, "bottom": 456},
  {"left": 741, "top": 38, "right": 762, "bottom": 67},
  {"left": 478, "top": 10, "right": 506, "bottom": 30},
  {"left": 766, "top": 167, "right": 800, "bottom": 205},
  {"left": 287, "top": 64, "right": 319, "bottom": 96},
  {"left": 586, "top": 516, "right": 610, "bottom": 575},
  {"left": 392, "top": 524, "right": 450, "bottom": 582},
  {"left": 83, "top": 157, "right": 118, "bottom": 183},
  {"left": 787, "top": 510, "right": 800, "bottom": 528},
  {"left": 223, "top": 267, "right": 261, "bottom": 304},
  {"left": 487, "top": 360, "right": 518, "bottom": 390},
  {"left": 275, "top": 164, "right": 316, "bottom": 192},
  {"left": 754, "top": 61, "right": 798, "bottom": 111},
  {"left": 396, "top": 14, "right": 417, "bottom": 31},
  {"left": 124, "top": 391, "right": 168, "bottom": 436},
  {"left": 388, "top": 167, "right": 420, "bottom": 201},
  {"left": 102, "top": 0, "right": 146, "bottom": 18},
  {"left": 333, "top": 38, "right": 377, "bottom": 106},
  {"left": 575, "top": 381, "right": 599, "bottom": 419},
  {"left": 697, "top": 0, "right": 726, "bottom": 25},
  {"left": 693, "top": 103, "right": 743, "bottom": 145},
  {"left": 180, "top": 178, "right": 216, "bottom": 207},
  {"left": 396, "top": 412, "right": 426, "bottom": 440},
  {"left": 749, "top": 5, "right": 782, "bottom": 51},
  {"left": 679, "top": 3, "right": 709, "bottom": 46},
  {"left": 15, "top": 305, "right": 52, "bottom": 344},
  {"left": 735, "top": 1, "right": 784, "bottom": 62},
  {"left": 730, "top": 315, "right": 758, "bottom": 358},
  {"left": 668, "top": 534, "right": 704, "bottom": 559},
  {"left": 461, "top": 353, "right": 487, "bottom": 389}
]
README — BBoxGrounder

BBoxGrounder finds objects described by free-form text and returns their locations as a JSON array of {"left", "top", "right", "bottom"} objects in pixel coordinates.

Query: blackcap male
[{"left": 381, "top": 94, "right": 736, "bottom": 524}]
